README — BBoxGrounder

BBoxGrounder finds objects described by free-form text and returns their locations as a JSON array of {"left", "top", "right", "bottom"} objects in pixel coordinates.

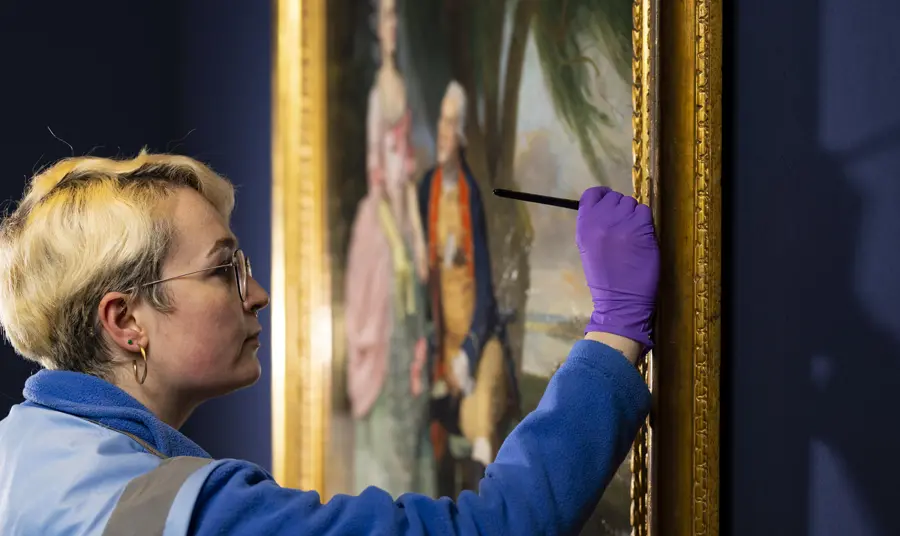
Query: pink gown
[{"left": 343, "top": 83, "right": 435, "bottom": 497}]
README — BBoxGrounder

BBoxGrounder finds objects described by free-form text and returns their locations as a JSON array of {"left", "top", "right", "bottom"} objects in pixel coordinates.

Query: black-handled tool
[{"left": 492, "top": 188, "right": 579, "bottom": 211}]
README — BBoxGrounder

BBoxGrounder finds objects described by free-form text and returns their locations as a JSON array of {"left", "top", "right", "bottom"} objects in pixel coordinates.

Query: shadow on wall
[{"left": 730, "top": 0, "right": 900, "bottom": 533}]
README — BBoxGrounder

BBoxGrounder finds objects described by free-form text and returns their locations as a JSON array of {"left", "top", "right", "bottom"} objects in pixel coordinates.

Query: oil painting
[
  {"left": 324, "top": 0, "right": 642, "bottom": 533},
  {"left": 273, "top": 0, "right": 723, "bottom": 534}
]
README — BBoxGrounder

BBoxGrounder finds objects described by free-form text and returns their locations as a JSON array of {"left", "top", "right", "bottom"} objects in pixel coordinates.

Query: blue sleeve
[
  {"left": 188, "top": 340, "right": 651, "bottom": 536},
  {"left": 460, "top": 180, "right": 497, "bottom": 371}
]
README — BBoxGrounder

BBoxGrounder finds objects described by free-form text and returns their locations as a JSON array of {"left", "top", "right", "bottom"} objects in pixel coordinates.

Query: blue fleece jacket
[{"left": 20, "top": 339, "right": 650, "bottom": 535}]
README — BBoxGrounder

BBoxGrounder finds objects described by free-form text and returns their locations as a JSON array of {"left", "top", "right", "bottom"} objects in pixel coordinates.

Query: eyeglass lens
[{"left": 235, "top": 250, "right": 249, "bottom": 302}]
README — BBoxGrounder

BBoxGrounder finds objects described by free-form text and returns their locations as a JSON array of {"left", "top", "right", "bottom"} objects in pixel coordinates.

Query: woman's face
[
  {"left": 379, "top": 0, "right": 397, "bottom": 58},
  {"left": 131, "top": 188, "right": 269, "bottom": 401}
]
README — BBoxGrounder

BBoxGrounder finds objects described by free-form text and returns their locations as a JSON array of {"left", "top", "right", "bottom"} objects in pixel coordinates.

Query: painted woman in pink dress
[{"left": 342, "top": 0, "right": 435, "bottom": 498}]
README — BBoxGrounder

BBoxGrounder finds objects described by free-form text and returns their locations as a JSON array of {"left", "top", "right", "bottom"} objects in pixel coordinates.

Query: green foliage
[{"left": 533, "top": 0, "right": 633, "bottom": 183}]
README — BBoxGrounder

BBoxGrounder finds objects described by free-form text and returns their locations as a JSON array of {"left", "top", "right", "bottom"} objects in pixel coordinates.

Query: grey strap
[
  {"left": 111, "top": 428, "right": 168, "bottom": 460},
  {"left": 76, "top": 417, "right": 168, "bottom": 459},
  {"left": 102, "top": 456, "right": 213, "bottom": 536}
]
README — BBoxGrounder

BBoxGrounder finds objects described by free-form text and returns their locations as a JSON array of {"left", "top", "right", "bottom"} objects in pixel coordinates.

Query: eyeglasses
[{"left": 139, "top": 249, "right": 252, "bottom": 303}]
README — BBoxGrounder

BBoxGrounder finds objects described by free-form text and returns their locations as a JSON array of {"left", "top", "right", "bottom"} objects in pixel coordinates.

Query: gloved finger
[
  {"left": 633, "top": 202, "right": 652, "bottom": 219},
  {"left": 579, "top": 186, "right": 613, "bottom": 209},
  {"left": 630, "top": 203, "right": 654, "bottom": 225},
  {"left": 631, "top": 203, "right": 658, "bottom": 239},
  {"left": 596, "top": 189, "right": 625, "bottom": 213},
  {"left": 612, "top": 195, "right": 638, "bottom": 219}
]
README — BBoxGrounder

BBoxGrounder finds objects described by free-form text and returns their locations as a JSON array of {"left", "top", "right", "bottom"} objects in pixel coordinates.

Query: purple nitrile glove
[{"left": 576, "top": 187, "right": 659, "bottom": 349}]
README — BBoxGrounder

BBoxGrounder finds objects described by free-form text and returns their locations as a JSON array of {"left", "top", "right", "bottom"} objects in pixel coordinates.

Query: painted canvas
[{"left": 324, "top": 0, "right": 637, "bottom": 533}]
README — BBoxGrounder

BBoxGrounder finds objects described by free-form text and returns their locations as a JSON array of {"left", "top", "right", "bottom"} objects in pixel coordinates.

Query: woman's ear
[{"left": 97, "top": 292, "right": 146, "bottom": 353}]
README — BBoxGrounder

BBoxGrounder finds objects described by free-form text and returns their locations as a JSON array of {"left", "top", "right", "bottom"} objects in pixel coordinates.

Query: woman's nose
[{"left": 244, "top": 277, "right": 270, "bottom": 314}]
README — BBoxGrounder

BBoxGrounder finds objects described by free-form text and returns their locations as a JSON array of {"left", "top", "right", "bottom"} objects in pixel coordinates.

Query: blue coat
[
  {"left": 0, "top": 340, "right": 650, "bottom": 535},
  {"left": 418, "top": 158, "right": 497, "bottom": 373}
]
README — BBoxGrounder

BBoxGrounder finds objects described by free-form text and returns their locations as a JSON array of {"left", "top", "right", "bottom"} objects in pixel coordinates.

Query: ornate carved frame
[{"left": 271, "top": 1, "right": 721, "bottom": 535}]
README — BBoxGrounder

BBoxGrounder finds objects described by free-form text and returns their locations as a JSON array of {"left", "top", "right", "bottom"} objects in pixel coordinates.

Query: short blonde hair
[{"left": 0, "top": 150, "right": 235, "bottom": 376}]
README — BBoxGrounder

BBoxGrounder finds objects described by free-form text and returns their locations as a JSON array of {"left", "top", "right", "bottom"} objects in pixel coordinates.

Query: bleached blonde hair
[{"left": 0, "top": 150, "right": 235, "bottom": 376}]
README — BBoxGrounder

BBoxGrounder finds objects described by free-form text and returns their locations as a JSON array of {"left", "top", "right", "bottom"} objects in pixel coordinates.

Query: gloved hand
[{"left": 576, "top": 187, "right": 659, "bottom": 348}]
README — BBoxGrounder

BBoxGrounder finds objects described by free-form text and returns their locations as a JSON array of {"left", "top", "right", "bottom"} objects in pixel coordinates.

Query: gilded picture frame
[{"left": 271, "top": 0, "right": 721, "bottom": 534}]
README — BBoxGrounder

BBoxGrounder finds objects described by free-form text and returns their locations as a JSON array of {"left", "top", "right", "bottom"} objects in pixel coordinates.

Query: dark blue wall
[
  {"left": 0, "top": 0, "right": 180, "bottom": 414},
  {"left": 728, "top": 0, "right": 900, "bottom": 533},
  {"left": 0, "top": 0, "right": 273, "bottom": 471}
]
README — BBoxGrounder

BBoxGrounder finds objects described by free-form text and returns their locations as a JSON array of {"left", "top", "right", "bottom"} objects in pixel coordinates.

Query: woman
[
  {"left": 343, "top": 0, "right": 433, "bottom": 497},
  {"left": 0, "top": 151, "right": 657, "bottom": 536}
]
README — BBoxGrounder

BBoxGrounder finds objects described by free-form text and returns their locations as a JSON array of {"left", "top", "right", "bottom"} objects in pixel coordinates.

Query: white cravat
[{"left": 440, "top": 170, "right": 459, "bottom": 268}]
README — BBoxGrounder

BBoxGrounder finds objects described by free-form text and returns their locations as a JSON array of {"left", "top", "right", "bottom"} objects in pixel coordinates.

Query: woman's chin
[
  {"left": 213, "top": 355, "right": 262, "bottom": 396},
  {"left": 235, "top": 354, "right": 263, "bottom": 388}
]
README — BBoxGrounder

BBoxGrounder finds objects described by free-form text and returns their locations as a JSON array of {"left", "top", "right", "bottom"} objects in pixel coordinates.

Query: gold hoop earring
[{"left": 133, "top": 345, "right": 148, "bottom": 385}]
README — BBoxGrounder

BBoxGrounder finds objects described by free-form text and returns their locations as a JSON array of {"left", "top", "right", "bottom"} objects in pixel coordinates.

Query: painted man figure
[{"left": 419, "top": 81, "right": 517, "bottom": 494}]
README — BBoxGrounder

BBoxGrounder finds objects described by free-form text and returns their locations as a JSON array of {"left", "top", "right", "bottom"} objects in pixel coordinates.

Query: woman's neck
[{"left": 114, "top": 369, "right": 197, "bottom": 429}]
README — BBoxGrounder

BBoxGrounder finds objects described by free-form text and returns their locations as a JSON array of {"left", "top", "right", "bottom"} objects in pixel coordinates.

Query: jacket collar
[{"left": 23, "top": 369, "right": 210, "bottom": 459}]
